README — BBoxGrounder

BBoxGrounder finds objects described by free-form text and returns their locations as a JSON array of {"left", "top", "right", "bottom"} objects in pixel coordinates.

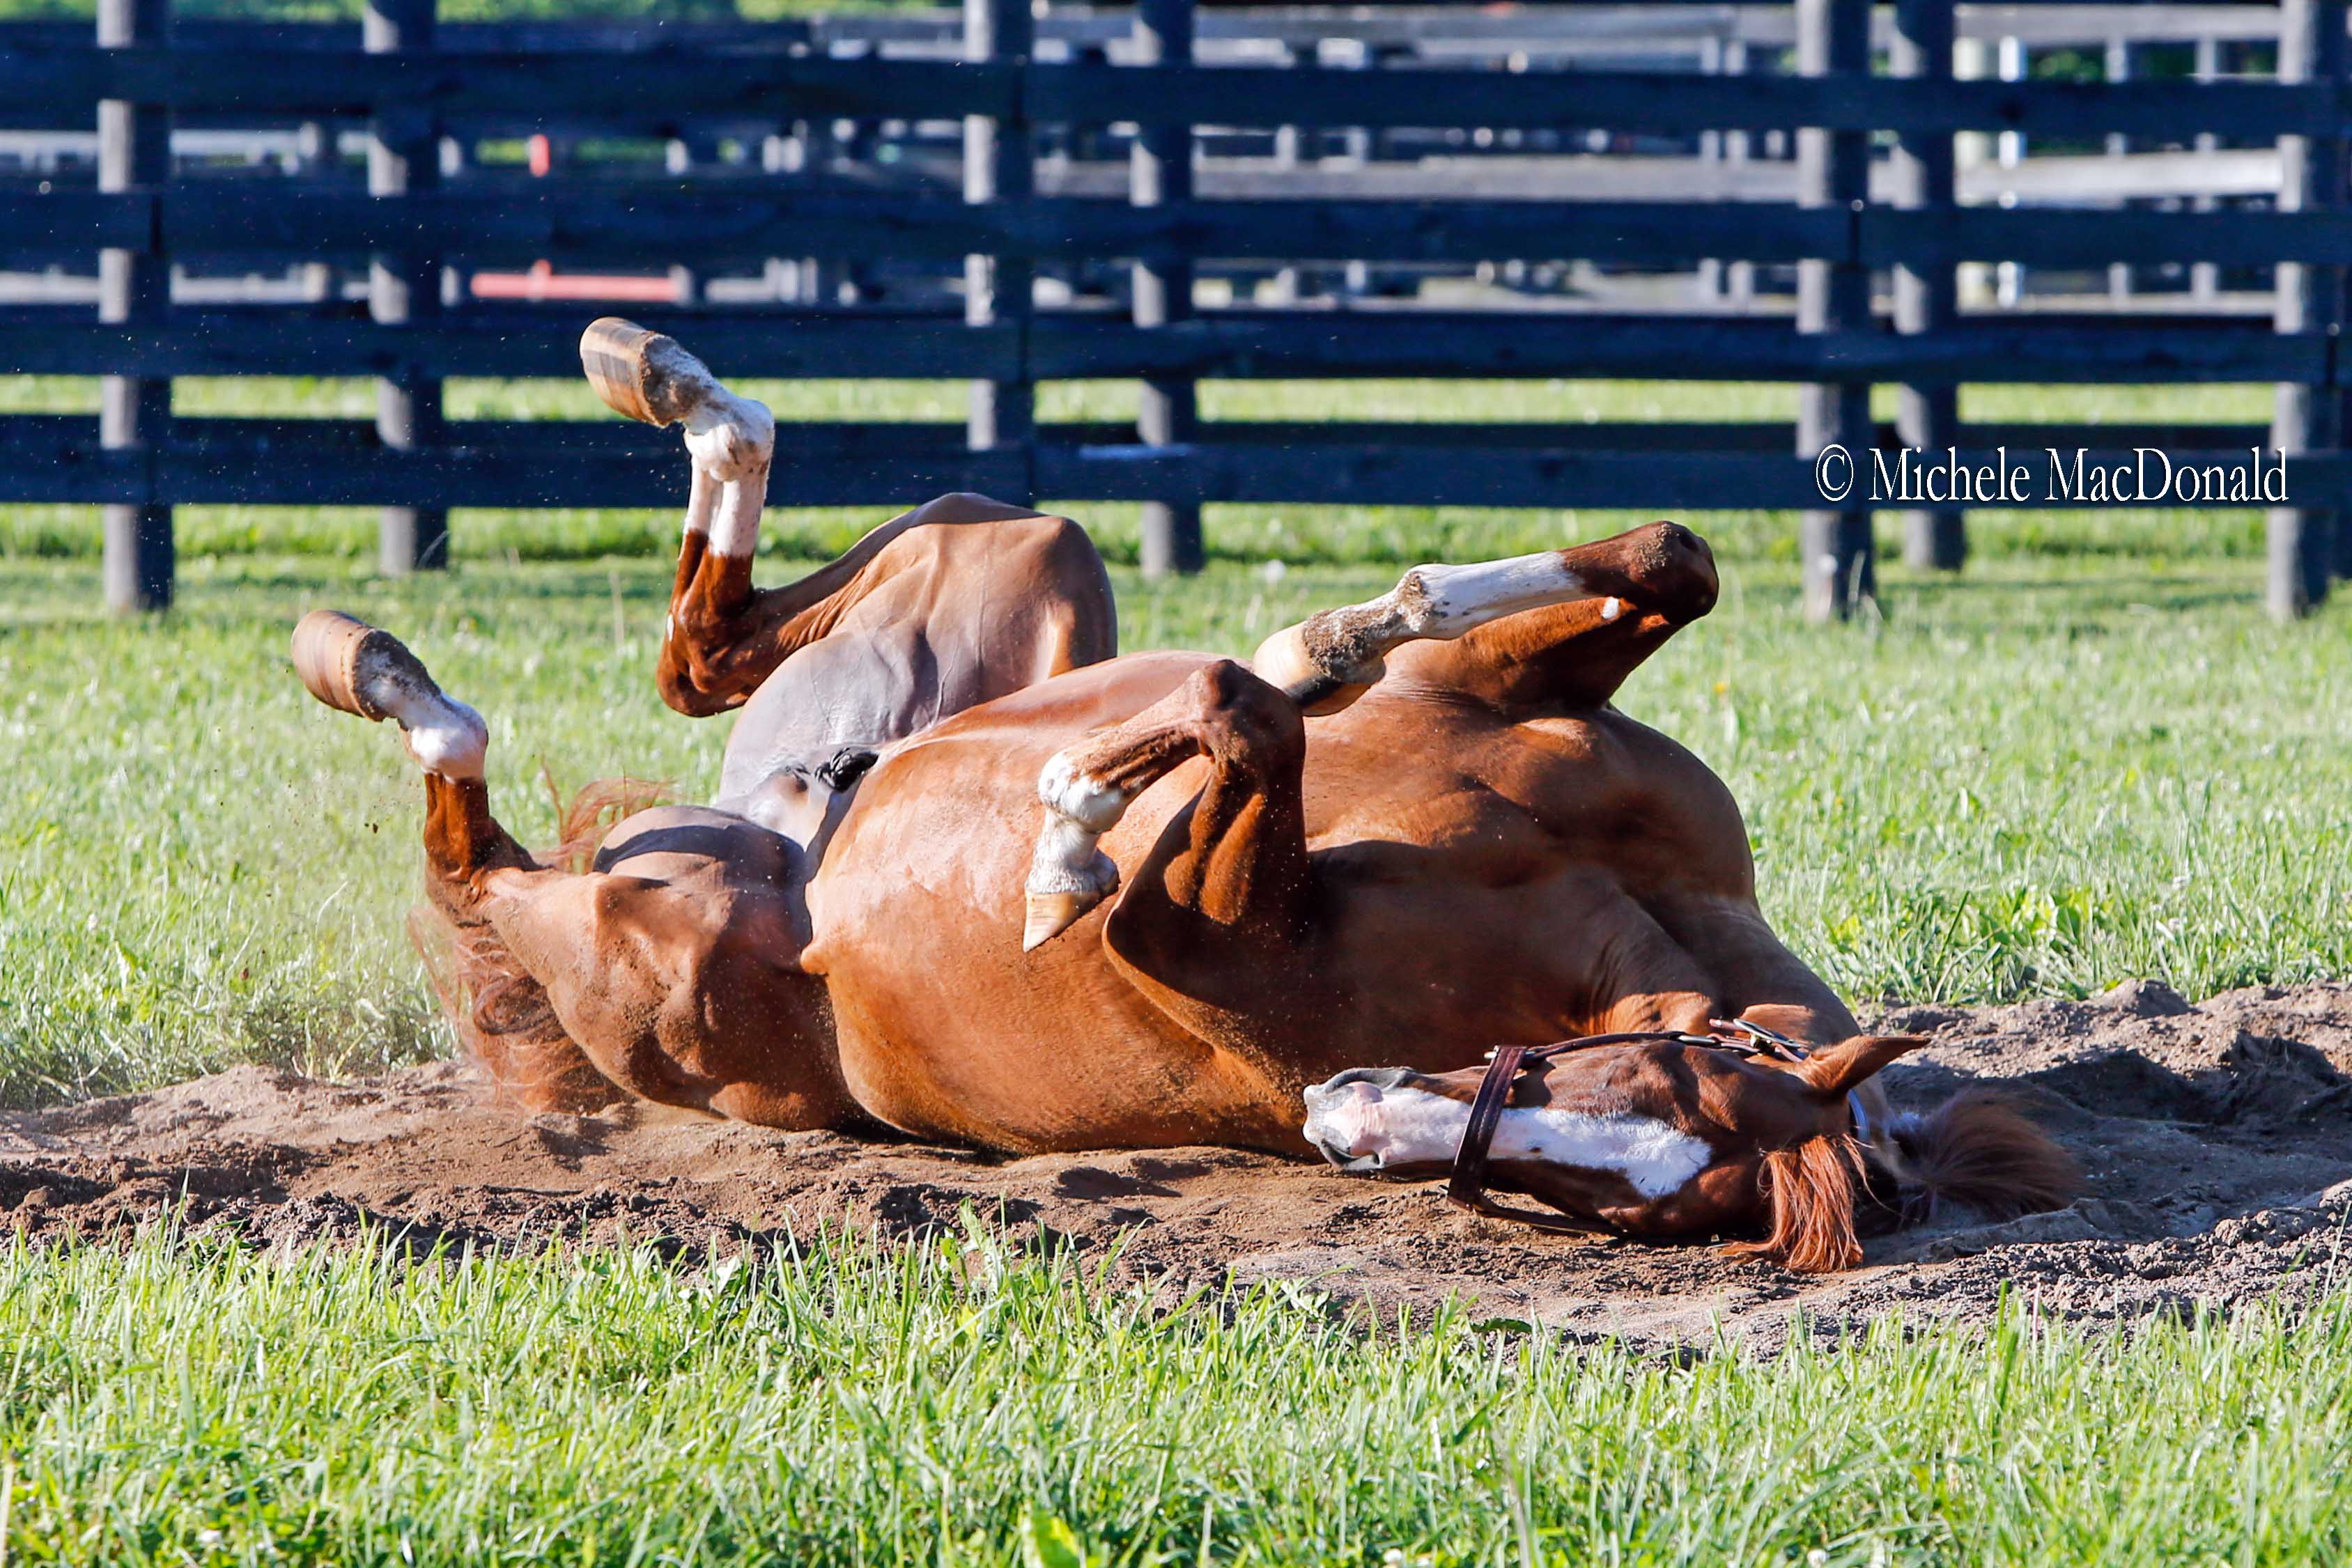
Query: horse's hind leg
[
  {"left": 580, "top": 319, "right": 1110, "bottom": 717},
  {"left": 292, "top": 612, "right": 620, "bottom": 1113},
  {"left": 1248, "top": 523, "right": 1721, "bottom": 717}
]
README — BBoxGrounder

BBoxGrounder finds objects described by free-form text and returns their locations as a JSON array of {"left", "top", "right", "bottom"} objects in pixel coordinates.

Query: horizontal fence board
[
  {"left": 2, "top": 47, "right": 2346, "bottom": 141},
  {"left": 0, "top": 413, "right": 2282, "bottom": 458},
  {"left": 1861, "top": 207, "right": 2352, "bottom": 268},
  {"left": 1, "top": 191, "right": 1853, "bottom": 267},
  {"left": 0, "top": 10, "right": 2307, "bottom": 57},
  {"left": 1030, "top": 312, "right": 2324, "bottom": 384},
  {"left": 0, "top": 311, "right": 1025, "bottom": 379},
  {"left": 0, "top": 45, "right": 1016, "bottom": 125},
  {"left": 0, "top": 311, "right": 2319, "bottom": 385},
  {"left": 2, "top": 414, "right": 2324, "bottom": 509},
  {"left": 22, "top": 192, "right": 2352, "bottom": 270}
]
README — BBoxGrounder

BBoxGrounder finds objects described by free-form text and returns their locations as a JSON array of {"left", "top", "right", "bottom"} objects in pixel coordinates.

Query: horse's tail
[{"left": 1887, "top": 1089, "right": 2082, "bottom": 1224}]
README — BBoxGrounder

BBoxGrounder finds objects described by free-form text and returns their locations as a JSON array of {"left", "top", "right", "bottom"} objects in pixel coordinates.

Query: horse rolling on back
[{"left": 288, "top": 318, "right": 2077, "bottom": 1271}]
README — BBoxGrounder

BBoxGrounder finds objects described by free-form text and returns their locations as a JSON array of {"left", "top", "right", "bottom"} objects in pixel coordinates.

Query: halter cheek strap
[{"left": 1443, "top": 1023, "right": 1815, "bottom": 1234}]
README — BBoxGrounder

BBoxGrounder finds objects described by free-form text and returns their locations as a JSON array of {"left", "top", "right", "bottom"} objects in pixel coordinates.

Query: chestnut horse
[{"left": 291, "top": 320, "right": 2073, "bottom": 1270}]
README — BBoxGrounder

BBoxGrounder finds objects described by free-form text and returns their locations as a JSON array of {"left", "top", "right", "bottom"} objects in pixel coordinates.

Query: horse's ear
[{"left": 1796, "top": 1035, "right": 1928, "bottom": 1099}]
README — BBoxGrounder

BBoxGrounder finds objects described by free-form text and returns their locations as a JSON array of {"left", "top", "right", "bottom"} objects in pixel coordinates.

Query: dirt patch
[{"left": 7, "top": 980, "right": 2351, "bottom": 1349}]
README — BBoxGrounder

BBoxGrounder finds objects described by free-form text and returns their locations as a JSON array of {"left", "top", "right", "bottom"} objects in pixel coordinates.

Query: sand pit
[{"left": 6, "top": 979, "right": 2350, "bottom": 1349}]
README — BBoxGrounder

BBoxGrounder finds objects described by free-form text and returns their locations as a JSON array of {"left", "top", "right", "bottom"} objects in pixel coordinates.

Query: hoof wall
[
  {"left": 580, "top": 316, "right": 718, "bottom": 428},
  {"left": 291, "top": 610, "right": 441, "bottom": 724},
  {"left": 1023, "top": 890, "right": 1103, "bottom": 952}
]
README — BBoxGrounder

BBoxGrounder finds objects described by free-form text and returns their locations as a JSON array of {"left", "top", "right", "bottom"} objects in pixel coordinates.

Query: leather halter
[{"left": 1444, "top": 1020, "right": 1812, "bottom": 1234}]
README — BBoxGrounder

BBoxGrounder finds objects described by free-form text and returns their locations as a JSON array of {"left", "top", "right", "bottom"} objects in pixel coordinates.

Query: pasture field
[
  {"left": 3, "top": 375, "right": 2351, "bottom": 1565},
  {"left": 0, "top": 1225, "right": 2349, "bottom": 1567}
]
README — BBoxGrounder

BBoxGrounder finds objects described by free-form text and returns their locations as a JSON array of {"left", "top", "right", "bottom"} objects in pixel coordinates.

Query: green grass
[
  {"left": 3, "top": 376, "right": 2351, "bottom": 1558},
  {"left": 1, "top": 1223, "right": 2348, "bottom": 1566}
]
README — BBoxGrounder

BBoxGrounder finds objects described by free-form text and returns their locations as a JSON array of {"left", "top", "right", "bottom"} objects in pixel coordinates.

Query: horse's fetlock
[
  {"left": 681, "top": 394, "right": 776, "bottom": 484},
  {"left": 1038, "top": 750, "right": 1131, "bottom": 833}
]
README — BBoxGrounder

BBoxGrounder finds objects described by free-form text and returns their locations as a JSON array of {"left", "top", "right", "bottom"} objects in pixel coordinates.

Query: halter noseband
[{"left": 1444, "top": 1020, "right": 1820, "bottom": 1234}]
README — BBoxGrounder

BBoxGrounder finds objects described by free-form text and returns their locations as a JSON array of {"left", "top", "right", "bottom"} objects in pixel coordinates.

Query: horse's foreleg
[
  {"left": 1023, "top": 659, "right": 1313, "bottom": 975},
  {"left": 291, "top": 612, "right": 620, "bottom": 1112},
  {"left": 1248, "top": 552, "right": 1604, "bottom": 715}
]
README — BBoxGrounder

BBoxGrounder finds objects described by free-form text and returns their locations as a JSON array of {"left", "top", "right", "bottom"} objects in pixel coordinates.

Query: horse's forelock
[{"left": 1729, "top": 1133, "right": 1869, "bottom": 1273}]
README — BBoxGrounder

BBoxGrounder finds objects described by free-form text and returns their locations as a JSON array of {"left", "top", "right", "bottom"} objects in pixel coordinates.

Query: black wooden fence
[{"left": 5, "top": 0, "right": 2352, "bottom": 619}]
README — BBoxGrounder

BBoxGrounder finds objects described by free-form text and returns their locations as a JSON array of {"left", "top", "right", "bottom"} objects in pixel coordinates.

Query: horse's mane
[
  {"left": 1728, "top": 1090, "right": 2080, "bottom": 1274},
  {"left": 1892, "top": 1089, "right": 2083, "bottom": 1221},
  {"left": 539, "top": 768, "right": 674, "bottom": 873},
  {"left": 1730, "top": 1133, "right": 1869, "bottom": 1274}
]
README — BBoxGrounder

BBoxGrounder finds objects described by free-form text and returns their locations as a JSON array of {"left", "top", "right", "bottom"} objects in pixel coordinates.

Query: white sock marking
[
  {"left": 369, "top": 683, "right": 488, "bottom": 781},
  {"left": 1026, "top": 752, "right": 1129, "bottom": 899},
  {"left": 1302, "top": 1078, "right": 1712, "bottom": 1199},
  {"left": 709, "top": 473, "right": 767, "bottom": 560},
  {"left": 679, "top": 387, "right": 775, "bottom": 559},
  {"left": 1037, "top": 752, "right": 1131, "bottom": 832},
  {"left": 681, "top": 464, "right": 718, "bottom": 539},
  {"left": 1407, "top": 552, "right": 1587, "bottom": 634},
  {"left": 680, "top": 387, "right": 775, "bottom": 483}
]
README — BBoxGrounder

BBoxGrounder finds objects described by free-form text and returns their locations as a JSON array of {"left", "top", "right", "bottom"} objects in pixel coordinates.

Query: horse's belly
[{"left": 798, "top": 656, "right": 1272, "bottom": 1152}]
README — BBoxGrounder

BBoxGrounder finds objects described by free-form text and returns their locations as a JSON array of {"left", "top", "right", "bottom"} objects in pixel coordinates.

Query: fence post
[
  {"left": 965, "top": 0, "right": 1035, "bottom": 502},
  {"left": 1133, "top": 0, "right": 1201, "bottom": 576},
  {"left": 1891, "top": 0, "right": 1963, "bottom": 572},
  {"left": 1723, "top": 38, "right": 1754, "bottom": 309},
  {"left": 1795, "top": 0, "right": 1873, "bottom": 622},
  {"left": 2269, "top": 0, "right": 2346, "bottom": 619},
  {"left": 98, "top": 0, "right": 172, "bottom": 614},
  {"left": 366, "top": 0, "right": 447, "bottom": 574},
  {"left": 2104, "top": 35, "right": 2133, "bottom": 304},
  {"left": 2190, "top": 33, "right": 2223, "bottom": 304}
]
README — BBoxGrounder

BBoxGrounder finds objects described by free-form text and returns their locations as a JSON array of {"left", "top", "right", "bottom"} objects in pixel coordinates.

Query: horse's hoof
[
  {"left": 580, "top": 316, "right": 720, "bottom": 428},
  {"left": 291, "top": 610, "right": 434, "bottom": 724},
  {"left": 1022, "top": 889, "right": 1103, "bottom": 952}
]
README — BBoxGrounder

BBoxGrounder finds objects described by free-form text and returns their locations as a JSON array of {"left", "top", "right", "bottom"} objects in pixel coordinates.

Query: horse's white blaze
[
  {"left": 1301, "top": 1078, "right": 1712, "bottom": 1200},
  {"left": 366, "top": 681, "right": 489, "bottom": 781},
  {"left": 1407, "top": 552, "right": 1588, "bottom": 635}
]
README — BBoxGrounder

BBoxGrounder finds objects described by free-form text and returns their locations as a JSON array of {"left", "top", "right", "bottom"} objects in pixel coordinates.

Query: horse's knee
[{"left": 1186, "top": 659, "right": 1305, "bottom": 774}]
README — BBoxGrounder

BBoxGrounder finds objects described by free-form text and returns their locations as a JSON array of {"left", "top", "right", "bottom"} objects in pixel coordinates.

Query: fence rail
[{"left": 3, "top": 0, "right": 2351, "bottom": 618}]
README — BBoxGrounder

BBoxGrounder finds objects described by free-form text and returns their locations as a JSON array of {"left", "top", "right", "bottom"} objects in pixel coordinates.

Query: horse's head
[{"left": 1301, "top": 1035, "right": 1931, "bottom": 1272}]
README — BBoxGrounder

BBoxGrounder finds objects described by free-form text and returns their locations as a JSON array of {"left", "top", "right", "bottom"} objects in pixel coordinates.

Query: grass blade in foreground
[{"left": 0, "top": 1225, "right": 2346, "bottom": 1566}]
